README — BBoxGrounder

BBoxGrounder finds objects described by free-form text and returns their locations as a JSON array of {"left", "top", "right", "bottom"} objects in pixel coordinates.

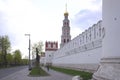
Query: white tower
[
  {"left": 45, "top": 41, "right": 58, "bottom": 65},
  {"left": 93, "top": 0, "right": 120, "bottom": 79},
  {"left": 60, "top": 5, "right": 71, "bottom": 48}
]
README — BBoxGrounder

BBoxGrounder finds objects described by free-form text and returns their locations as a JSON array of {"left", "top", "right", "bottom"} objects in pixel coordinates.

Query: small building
[{"left": 45, "top": 41, "right": 58, "bottom": 66}]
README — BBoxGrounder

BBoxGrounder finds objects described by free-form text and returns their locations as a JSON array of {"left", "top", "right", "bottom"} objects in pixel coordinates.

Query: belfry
[{"left": 60, "top": 4, "right": 71, "bottom": 48}]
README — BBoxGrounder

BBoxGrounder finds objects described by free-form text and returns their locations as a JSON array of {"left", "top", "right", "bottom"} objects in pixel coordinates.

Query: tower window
[
  {"left": 67, "top": 33, "right": 69, "bottom": 35},
  {"left": 67, "top": 22, "right": 69, "bottom": 26},
  {"left": 51, "top": 43, "right": 53, "bottom": 48},
  {"left": 67, "top": 39, "right": 69, "bottom": 42},
  {"left": 64, "top": 39, "right": 66, "bottom": 43}
]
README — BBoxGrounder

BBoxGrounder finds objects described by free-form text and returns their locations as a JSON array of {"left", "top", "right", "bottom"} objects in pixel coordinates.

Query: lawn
[
  {"left": 50, "top": 66, "right": 93, "bottom": 80},
  {"left": 29, "top": 66, "right": 49, "bottom": 76}
]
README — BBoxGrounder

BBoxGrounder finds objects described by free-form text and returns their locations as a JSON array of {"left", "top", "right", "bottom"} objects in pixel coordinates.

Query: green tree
[
  {"left": 32, "top": 41, "right": 43, "bottom": 67},
  {"left": 13, "top": 50, "right": 22, "bottom": 65},
  {"left": 0, "top": 35, "right": 11, "bottom": 67},
  {"left": 22, "top": 59, "right": 28, "bottom": 65},
  {"left": 0, "top": 36, "right": 11, "bottom": 52},
  {"left": 6, "top": 53, "right": 13, "bottom": 66},
  {"left": 0, "top": 51, "right": 2, "bottom": 66},
  {"left": 32, "top": 41, "right": 43, "bottom": 59}
]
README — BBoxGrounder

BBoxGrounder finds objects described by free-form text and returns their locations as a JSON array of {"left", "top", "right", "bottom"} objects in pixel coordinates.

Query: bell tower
[{"left": 60, "top": 4, "right": 71, "bottom": 48}]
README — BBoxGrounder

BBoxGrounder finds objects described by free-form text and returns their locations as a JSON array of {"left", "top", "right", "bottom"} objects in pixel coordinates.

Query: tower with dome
[{"left": 60, "top": 5, "right": 71, "bottom": 48}]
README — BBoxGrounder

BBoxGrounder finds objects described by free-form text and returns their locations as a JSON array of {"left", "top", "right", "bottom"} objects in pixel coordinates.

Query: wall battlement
[
  {"left": 52, "top": 20, "right": 104, "bottom": 72},
  {"left": 45, "top": 41, "right": 58, "bottom": 51},
  {"left": 54, "top": 20, "right": 103, "bottom": 58}
]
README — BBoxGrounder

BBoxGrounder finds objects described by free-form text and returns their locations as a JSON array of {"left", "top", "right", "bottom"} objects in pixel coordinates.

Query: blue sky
[{"left": 0, "top": 0, "right": 102, "bottom": 58}]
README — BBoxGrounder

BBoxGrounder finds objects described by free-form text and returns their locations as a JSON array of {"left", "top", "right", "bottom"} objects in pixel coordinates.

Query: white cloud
[{"left": 70, "top": 0, "right": 102, "bottom": 30}]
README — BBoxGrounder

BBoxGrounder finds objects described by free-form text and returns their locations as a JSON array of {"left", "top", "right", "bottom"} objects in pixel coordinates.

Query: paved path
[
  {"left": 0, "top": 66, "right": 27, "bottom": 79},
  {"left": 0, "top": 67, "right": 73, "bottom": 80}
]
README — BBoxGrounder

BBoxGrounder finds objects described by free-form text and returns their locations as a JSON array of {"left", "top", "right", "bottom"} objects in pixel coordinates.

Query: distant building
[
  {"left": 45, "top": 41, "right": 58, "bottom": 65},
  {"left": 60, "top": 9, "right": 71, "bottom": 48}
]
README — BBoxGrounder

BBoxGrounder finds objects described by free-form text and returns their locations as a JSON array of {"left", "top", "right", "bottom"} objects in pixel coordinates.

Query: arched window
[
  {"left": 51, "top": 43, "right": 53, "bottom": 48},
  {"left": 64, "top": 39, "right": 66, "bottom": 43},
  {"left": 67, "top": 22, "right": 69, "bottom": 25},
  {"left": 94, "top": 26, "right": 96, "bottom": 39},
  {"left": 67, "top": 39, "right": 69, "bottom": 42}
]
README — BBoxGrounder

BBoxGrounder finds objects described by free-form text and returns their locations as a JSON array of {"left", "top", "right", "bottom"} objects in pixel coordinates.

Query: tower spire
[
  {"left": 60, "top": 2, "right": 71, "bottom": 48},
  {"left": 64, "top": 3, "right": 68, "bottom": 16},
  {"left": 65, "top": 3, "right": 67, "bottom": 13}
]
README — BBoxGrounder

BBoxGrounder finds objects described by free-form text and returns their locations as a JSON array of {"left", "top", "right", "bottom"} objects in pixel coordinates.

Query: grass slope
[{"left": 50, "top": 66, "right": 93, "bottom": 80}]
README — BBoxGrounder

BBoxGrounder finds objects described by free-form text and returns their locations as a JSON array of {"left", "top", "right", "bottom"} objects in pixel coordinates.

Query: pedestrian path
[{"left": 0, "top": 67, "right": 73, "bottom": 80}]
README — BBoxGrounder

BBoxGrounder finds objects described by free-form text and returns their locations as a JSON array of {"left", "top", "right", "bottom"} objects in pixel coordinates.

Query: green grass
[
  {"left": 50, "top": 66, "right": 93, "bottom": 80},
  {"left": 29, "top": 67, "right": 49, "bottom": 76}
]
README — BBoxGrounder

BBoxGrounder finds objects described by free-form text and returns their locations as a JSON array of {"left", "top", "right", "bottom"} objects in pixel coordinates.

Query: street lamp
[{"left": 25, "top": 34, "right": 32, "bottom": 70}]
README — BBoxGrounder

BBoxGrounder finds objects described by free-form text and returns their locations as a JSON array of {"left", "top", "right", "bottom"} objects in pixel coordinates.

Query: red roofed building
[
  {"left": 45, "top": 41, "right": 58, "bottom": 51},
  {"left": 45, "top": 41, "right": 58, "bottom": 65}
]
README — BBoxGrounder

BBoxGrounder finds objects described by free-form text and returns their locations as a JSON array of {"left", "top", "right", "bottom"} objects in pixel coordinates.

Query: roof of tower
[
  {"left": 64, "top": 3, "right": 69, "bottom": 16},
  {"left": 64, "top": 11, "right": 69, "bottom": 16}
]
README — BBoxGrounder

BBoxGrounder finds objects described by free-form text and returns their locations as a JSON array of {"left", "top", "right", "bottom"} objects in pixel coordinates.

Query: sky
[{"left": 0, "top": 0, "right": 102, "bottom": 58}]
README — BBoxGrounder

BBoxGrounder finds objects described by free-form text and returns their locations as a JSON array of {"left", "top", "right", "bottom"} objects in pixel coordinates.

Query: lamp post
[{"left": 25, "top": 34, "right": 32, "bottom": 70}]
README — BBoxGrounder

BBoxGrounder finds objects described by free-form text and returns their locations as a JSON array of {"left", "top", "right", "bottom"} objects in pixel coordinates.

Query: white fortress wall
[
  {"left": 52, "top": 20, "right": 104, "bottom": 72},
  {"left": 45, "top": 51, "right": 55, "bottom": 64}
]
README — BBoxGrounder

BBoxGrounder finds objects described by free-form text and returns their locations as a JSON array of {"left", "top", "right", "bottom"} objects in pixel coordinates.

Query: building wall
[
  {"left": 45, "top": 41, "right": 58, "bottom": 65},
  {"left": 45, "top": 41, "right": 58, "bottom": 51},
  {"left": 52, "top": 47, "right": 102, "bottom": 72},
  {"left": 52, "top": 20, "right": 104, "bottom": 72},
  {"left": 45, "top": 51, "right": 55, "bottom": 65}
]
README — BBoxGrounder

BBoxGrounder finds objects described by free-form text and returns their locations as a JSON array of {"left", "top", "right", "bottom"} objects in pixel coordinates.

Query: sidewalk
[{"left": 0, "top": 67, "right": 73, "bottom": 80}]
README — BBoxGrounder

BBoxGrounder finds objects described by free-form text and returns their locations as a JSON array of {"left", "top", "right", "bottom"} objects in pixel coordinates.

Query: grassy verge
[
  {"left": 50, "top": 66, "right": 93, "bottom": 80},
  {"left": 29, "top": 67, "right": 49, "bottom": 76}
]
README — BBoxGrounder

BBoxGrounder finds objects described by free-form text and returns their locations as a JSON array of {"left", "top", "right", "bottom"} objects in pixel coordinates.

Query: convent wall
[{"left": 52, "top": 20, "right": 104, "bottom": 73}]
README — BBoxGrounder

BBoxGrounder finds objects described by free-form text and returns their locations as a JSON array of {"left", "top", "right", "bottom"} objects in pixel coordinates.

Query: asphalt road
[{"left": 0, "top": 66, "right": 28, "bottom": 79}]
